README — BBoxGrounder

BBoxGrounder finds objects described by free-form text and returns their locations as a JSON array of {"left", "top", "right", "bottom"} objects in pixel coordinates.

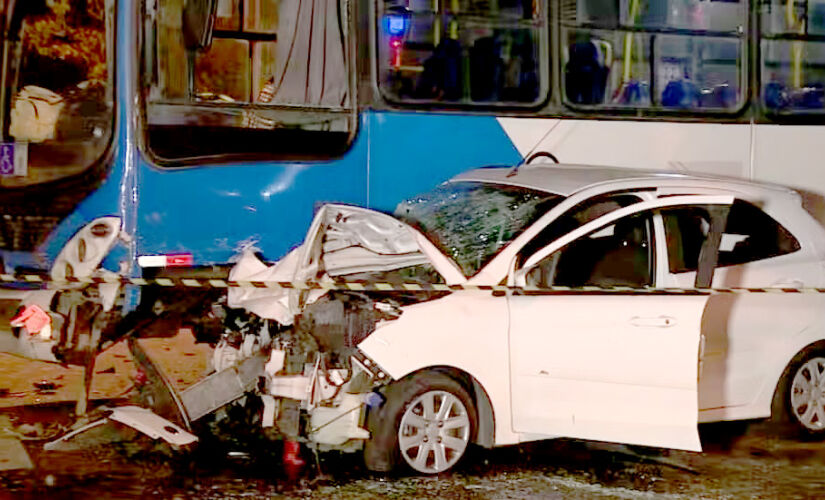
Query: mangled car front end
[{"left": 215, "top": 203, "right": 479, "bottom": 473}]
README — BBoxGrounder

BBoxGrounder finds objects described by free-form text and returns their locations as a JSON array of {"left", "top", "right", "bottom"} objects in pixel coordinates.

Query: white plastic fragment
[
  {"left": 265, "top": 349, "right": 286, "bottom": 376},
  {"left": 0, "top": 438, "right": 34, "bottom": 470},
  {"left": 308, "top": 393, "right": 370, "bottom": 446},
  {"left": 43, "top": 419, "right": 110, "bottom": 451},
  {"left": 227, "top": 248, "right": 302, "bottom": 325},
  {"left": 328, "top": 369, "right": 345, "bottom": 386},
  {"left": 108, "top": 406, "right": 197, "bottom": 446},
  {"left": 261, "top": 395, "right": 277, "bottom": 428},
  {"left": 269, "top": 375, "right": 310, "bottom": 400}
]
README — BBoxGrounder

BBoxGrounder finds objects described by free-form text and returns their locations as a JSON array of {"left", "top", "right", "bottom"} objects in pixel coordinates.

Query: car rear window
[{"left": 662, "top": 200, "right": 801, "bottom": 273}]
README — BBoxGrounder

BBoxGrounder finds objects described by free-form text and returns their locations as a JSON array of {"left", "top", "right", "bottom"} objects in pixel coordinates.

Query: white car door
[
  {"left": 657, "top": 201, "right": 822, "bottom": 412},
  {"left": 508, "top": 195, "right": 732, "bottom": 452}
]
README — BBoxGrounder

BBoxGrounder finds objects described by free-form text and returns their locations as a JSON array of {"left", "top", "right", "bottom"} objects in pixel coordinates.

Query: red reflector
[{"left": 166, "top": 254, "right": 193, "bottom": 267}]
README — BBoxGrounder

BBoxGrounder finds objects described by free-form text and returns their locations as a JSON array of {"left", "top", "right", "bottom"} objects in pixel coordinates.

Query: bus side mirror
[{"left": 182, "top": 0, "right": 217, "bottom": 51}]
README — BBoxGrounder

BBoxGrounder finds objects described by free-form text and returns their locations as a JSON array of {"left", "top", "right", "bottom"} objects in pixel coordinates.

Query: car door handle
[{"left": 629, "top": 316, "right": 677, "bottom": 328}]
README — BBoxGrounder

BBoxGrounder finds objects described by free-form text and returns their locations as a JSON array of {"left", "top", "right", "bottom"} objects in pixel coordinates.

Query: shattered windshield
[{"left": 395, "top": 182, "right": 564, "bottom": 276}]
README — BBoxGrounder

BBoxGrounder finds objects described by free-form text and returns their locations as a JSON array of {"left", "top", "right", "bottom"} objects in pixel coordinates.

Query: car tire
[
  {"left": 772, "top": 346, "right": 825, "bottom": 438},
  {"left": 363, "top": 371, "right": 476, "bottom": 474}
]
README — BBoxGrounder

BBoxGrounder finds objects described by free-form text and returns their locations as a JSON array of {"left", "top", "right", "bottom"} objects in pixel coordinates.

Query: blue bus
[{"left": 3, "top": 0, "right": 825, "bottom": 379}]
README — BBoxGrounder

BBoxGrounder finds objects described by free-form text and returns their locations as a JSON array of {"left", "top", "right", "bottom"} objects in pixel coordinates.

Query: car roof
[{"left": 451, "top": 163, "right": 800, "bottom": 201}]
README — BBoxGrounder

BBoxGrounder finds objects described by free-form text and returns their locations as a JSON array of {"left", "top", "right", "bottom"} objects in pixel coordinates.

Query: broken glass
[{"left": 395, "top": 182, "right": 563, "bottom": 276}]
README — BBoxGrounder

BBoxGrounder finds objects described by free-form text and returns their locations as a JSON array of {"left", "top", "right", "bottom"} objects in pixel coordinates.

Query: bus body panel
[
  {"left": 753, "top": 124, "right": 825, "bottom": 222},
  {"left": 498, "top": 118, "right": 752, "bottom": 179},
  {"left": 133, "top": 111, "right": 521, "bottom": 265}
]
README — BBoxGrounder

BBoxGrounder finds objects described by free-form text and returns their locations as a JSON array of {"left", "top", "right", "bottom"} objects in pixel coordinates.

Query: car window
[
  {"left": 525, "top": 211, "right": 654, "bottom": 288},
  {"left": 517, "top": 193, "right": 642, "bottom": 267},
  {"left": 661, "top": 205, "right": 711, "bottom": 274},
  {"left": 662, "top": 200, "right": 801, "bottom": 274}
]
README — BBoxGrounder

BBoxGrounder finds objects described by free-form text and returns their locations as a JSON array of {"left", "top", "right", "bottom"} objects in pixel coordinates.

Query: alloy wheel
[
  {"left": 790, "top": 357, "right": 825, "bottom": 431},
  {"left": 397, "top": 390, "right": 471, "bottom": 473}
]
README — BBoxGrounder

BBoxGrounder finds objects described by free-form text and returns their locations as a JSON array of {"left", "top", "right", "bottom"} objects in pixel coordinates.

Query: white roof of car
[{"left": 452, "top": 163, "right": 799, "bottom": 200}]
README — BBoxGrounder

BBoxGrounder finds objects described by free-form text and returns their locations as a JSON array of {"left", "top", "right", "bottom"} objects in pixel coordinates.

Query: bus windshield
[{"left": 0, "top": 0, "right": 114, "bottom": 188}]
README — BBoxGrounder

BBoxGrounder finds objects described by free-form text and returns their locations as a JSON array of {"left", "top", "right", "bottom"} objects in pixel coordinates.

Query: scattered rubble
[{"left": 0, "top": 437, "right": 33, "bottom": 471}]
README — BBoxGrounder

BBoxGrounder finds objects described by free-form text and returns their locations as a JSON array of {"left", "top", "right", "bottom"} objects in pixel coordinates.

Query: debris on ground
[{"left": 0, "top": 437, "right": 33, "bottom": 471}]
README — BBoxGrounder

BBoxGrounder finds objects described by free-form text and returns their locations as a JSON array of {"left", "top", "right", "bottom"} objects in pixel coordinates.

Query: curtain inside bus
[
  {"left": 266, "top": 0, "right": 347, "bottom": 107},
  {"left": 143, "top": 0, "right": 355, "bottom": 163}
]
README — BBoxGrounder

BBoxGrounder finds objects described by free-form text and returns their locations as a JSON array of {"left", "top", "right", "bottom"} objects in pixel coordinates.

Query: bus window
[
  {"left": 375, "top": 0, "right": 548, "bottom": 107},
  {"left": 561, "top": 0, "right": 745, "bottom": 113},
  {"left": 0, "top": 0, "right": 114, "bottom": 188},
  {"left": 761, "top": 0, "right": 825, "bottom": 114},
  {"left": 143, "top": 0, "right": 355, "bottom": 164}
]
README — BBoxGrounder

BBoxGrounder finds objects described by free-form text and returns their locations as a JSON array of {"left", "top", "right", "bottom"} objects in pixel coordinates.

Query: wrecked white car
[
  {"left": 182, "top": 164, "right": 825, "bottom": 474},
  {"left": 16, "top": 164, "right": 825, "bottom": 475}
]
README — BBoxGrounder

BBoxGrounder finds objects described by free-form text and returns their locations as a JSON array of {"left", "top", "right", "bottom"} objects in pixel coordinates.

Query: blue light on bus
[{"left": 384, "top": 14, "right": 409, "bottom": 37}]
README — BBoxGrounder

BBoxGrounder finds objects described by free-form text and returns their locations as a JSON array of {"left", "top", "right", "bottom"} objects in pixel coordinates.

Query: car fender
[
  {"left": 358, "top": 290, "right": 524, "bottom": 446},
  {"left": 749, "top": 309, "right": 825, "bottom": 420}
]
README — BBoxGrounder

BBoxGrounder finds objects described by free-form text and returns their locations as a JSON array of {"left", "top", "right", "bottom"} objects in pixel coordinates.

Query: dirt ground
[
  {"left": 0, "top": 328, "right": 212, "bottom": 409},
  {"left": 3, "top": 418, "right": 825, "bottom": 499}
]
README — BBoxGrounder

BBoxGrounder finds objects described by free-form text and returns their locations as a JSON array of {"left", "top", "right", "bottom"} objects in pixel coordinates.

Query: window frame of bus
[
  {"left": 372, "top": 0, "right": 551, "bottom": 110},
  {"left": 0, "top": 0, "right": 116, "bottom": 186},
  {"left": 559, "top": 0, "right": 749, "bottom": 117},
  {"left": 139, "top": 0, "right": 360, "bottom": 167},
  {"left": 759, "top": 0, "right": 825, "bottom": 121}
]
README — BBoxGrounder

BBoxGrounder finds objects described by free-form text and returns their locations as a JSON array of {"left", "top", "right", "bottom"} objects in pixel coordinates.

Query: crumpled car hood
[{"left": 227, "top": 204, "right": 463, "bottom": 324}]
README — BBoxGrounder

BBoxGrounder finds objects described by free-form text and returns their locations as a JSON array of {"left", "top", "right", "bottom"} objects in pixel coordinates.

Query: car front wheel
[{"left": 364, "top": 372, "right": 476, "bottom": 474}]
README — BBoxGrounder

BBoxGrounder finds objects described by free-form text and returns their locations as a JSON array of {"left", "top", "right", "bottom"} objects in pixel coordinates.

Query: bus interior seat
[
  {"left": 470, "top": 33, "right": 539, "bottom": 103},
  {"left": 764, "top": 82, "right": 789, "bottom": 110},
  {"left": 763, "top": 81, "right": 825, "bottom": 111},
  {"left": 470, "top": 36, "right": 503, "bottom": 101},
  {"left": 795, "top": 83, "right": 825, "bottom": 109},
  {"left": 699, "top": 83, "right": 736, "bottom": 109},
  {"left": 661, "top": 79, "right": 700, "bottom": 108},
  {"left": 503, "top": 36, "right": 539, "bottom": 102},
  {"left": 565, "top": 41, "right": 608, "bottom": 104},
  {"left": 415, "top": 38, "right": 463, "bottom": 101}
]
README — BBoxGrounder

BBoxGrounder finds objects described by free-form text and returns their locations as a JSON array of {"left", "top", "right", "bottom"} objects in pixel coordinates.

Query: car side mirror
[{"left": 182, "top": 0, "right": 217, "bottom": 51}]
